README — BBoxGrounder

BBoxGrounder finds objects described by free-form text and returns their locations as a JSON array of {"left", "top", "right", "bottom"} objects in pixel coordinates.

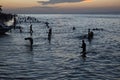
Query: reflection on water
[
  {"left": 4, "top": 18, "right": 14, "bottom": 26},
  {"left": 0, "top": 14, "right": 120, "bottom": 80}
]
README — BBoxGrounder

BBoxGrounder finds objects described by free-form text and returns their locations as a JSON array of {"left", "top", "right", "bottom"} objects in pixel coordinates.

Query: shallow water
[{"left": 0, "top": 14, "right": 120, "bottom": 80}]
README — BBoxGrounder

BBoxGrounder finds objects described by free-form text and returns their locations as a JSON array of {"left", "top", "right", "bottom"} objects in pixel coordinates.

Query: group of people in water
[
  {"left": 26, "top": 21, "right": 94, "bottom": 57},
  {"left": 24, "top": 22, "right": 52, "bottom": 50},
  {"left": 13, "top": 17, "right": 95, "bottom": 55},
  {"left": 24, "top": 24, "right": 34, "bottom": 50},
  {"left": 81, "top": 29, "right": 94, "bottom": 57}
]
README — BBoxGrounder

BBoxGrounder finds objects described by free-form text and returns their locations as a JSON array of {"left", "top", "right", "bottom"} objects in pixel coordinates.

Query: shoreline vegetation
[
  {"left": 0, "top": 5, "right": 15, "bottom": 23},
  {"left": 0, "top": 6, "right": 16, "bottom": 34},
  {"left": 0, "top": 12, "right": 15, "bottom": 23}
]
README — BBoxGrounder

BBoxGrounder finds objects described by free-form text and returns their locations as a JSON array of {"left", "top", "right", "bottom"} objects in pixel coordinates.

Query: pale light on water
[
  {"left": 4, "top": 18, "right": 14, "bottom": 26},
  {"left": 0, "top": 14, "right": 120, "bottom": 80}
]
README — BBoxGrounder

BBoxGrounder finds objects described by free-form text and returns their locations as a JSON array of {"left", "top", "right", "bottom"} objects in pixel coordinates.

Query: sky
[{"left": 0, "top": 0, "right": 120, "bottom": 14}]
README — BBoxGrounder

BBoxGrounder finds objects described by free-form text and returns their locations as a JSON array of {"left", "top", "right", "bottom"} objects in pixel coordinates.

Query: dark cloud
[{"left": 37, "top": 0, "right": 84, "bottom": 5}]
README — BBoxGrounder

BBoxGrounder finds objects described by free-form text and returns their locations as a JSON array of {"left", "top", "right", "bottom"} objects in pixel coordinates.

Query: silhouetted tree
[{"left": 0, "top": 5, "right": 2, "bottom": 13}]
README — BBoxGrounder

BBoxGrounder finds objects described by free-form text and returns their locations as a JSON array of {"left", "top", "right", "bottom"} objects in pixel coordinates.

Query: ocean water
[{"left": 0, "top": 14, "right": 120, "bottom": 80}]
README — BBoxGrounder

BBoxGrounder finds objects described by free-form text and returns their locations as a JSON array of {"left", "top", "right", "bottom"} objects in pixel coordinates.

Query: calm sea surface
[{"left": 0, "top": 14, "right": 120, "bottom": 80}]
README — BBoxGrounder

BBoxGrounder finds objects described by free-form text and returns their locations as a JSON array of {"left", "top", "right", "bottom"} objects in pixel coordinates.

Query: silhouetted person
[
  {"left": 45, "top": 22, "right": 49, "bottom": 28},
  {"left": 0, "top": 5, "right": 2, "bottom": 13},
  {"left": 88, "top": 29, "right": 94, "bottom": 39},
  {"left": 25, "top": 37, "right": 33, "bottom": 50},
  {"left": 29, "top": 24, "right": 33, "bottom": 36},
  {"left": 30, "top": 24, "right": 33, "bottom": 33},
  {"left": 73, "top": 27, "right": 76, "bottom": 30},
  {"left": 48, "top": 28, "right": 52, "bottom": 43},
  {"left": 19, "top": 27, "right": 22, "bottom": 33},
  {"left": 13, "top": 15, "right": 16, "bottom": 29},
  {"left": 92, "top": 28, "right": 103, "bottom": 31},
  {"left": 81, "top": 40, "right": 86, "bottom": 53},
  {"left": 81, "top": 40, "right": 86, "bottom": 57}
]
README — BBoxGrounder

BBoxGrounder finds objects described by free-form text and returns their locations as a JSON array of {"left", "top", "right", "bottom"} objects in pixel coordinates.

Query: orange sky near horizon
[
  {"left": 0, "top": 0, "right": 120, "bottom": 13},
  {"left": 0, "top": 0, "right": 40, "bottom": 9},
  {"left": 0, "top": 0, "right": 119, "bottom": 9}
]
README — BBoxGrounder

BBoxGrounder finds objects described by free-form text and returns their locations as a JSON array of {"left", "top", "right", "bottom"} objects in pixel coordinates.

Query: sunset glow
[
  {"left": 84, "top": 0, "right": 93, "bottom": 2},
  {"left": 0, "top": 0, "right": 40, "bottom": 8},
  {"left": 0, "top": 0, "right": 120, "bottom": 13}
]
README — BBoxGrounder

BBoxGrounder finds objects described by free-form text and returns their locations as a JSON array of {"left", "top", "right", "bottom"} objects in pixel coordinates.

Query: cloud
[{"left": 37, "top": 0, "right": 85, "bottom": 5}]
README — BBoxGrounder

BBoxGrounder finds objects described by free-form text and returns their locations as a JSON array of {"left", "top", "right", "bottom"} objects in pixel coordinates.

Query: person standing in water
[
  {"left": 25, "top": 37, "right": 33, "bottom": 50},
  {"left": 30, "top": 24, "right": 33, "bottom": 36},
  {"left": 19, "top": 27, "right": 22, "bottom": 33},
  {"left": 45, "top": 22, "right": 49, "bottom": 28},
  {"left": 81, "top": 40, "right": 86, "bottom": 53},
  {"left": 30, "top": 24, "right": 33, "bottom": 33},
  {"left": 88, "top": 29, "right": 94, "bottom": 39},
  {"left": 48, "top": 28, "right": 52, "bottom": 43},
  {"left": 13, "top": 15, "right": 16, "bottom": 30},
  {"left": 81, "top": 40, "right": 87, "bottom": 57}
]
